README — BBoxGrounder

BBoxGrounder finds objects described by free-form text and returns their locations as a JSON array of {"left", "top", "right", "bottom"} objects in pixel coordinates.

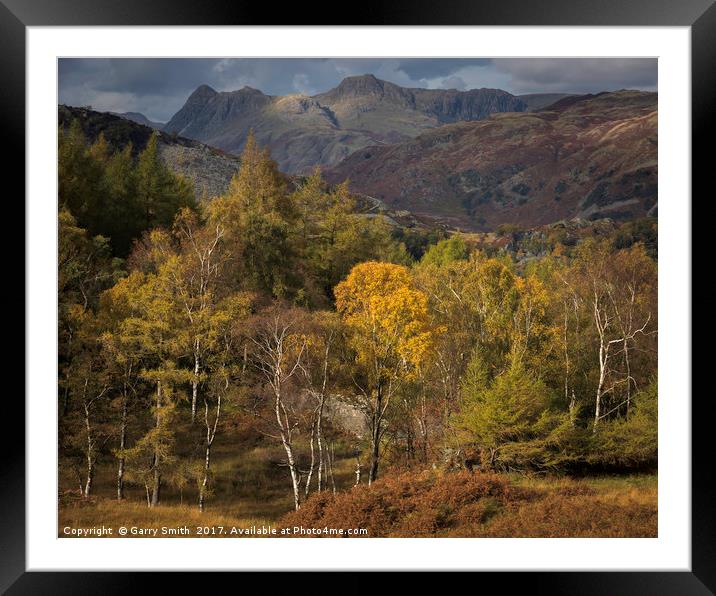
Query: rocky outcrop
[{"left": 315, "top": 74, "right": 526, "bottom": 123}]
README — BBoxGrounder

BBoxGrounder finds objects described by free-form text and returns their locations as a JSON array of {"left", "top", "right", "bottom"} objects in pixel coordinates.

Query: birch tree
[
  {"left": 97, "top": 288, "right": 146, "bottom": 501},
  {"left": 170, "top": 207, "right": 227, "bottom": 422},
  {"left": 570, "top": 240, "right": 657, "bottom": 430},
  {"left": 61, "top": 305, "right": 112, "bottom": 497},
  {"left": 298, "top": 311, "right": 343, "bottom": 496},
  {"left": 99, "top": 329, "right": 142, "bottom": 500},
  {"left": 249, "top": 307, "right": 307, "bottom": 510},
  {"left": 198, "top": 293, "right": 252, "bottom": 511},
  {"left": 108, "top": 259, "right": 189, "bottom": 507}
]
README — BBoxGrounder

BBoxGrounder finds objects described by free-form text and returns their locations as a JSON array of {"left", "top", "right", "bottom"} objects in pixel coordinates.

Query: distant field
[{"left": 59, "top": 470, "right": 656, "bottom": 538}]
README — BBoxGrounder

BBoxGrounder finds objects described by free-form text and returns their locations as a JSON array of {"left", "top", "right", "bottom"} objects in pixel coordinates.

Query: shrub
[
  {"left": 276, "top": 469, "right": 656, "bottom": 538},
  {"left": 420, "top": 235, "right": 469, "bottom": 267},
  {"left": 588, "top": 381, "right": 658, "bottom": 469},
  {"left": 452, "top": 359, "right": 563, "bottom": 470},
  {"left": 278, "top": 470, "right": 512, "bottom": 537}
]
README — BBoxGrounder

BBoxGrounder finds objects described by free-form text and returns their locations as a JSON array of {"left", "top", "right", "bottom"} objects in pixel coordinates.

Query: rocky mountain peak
[
  {"left": 334, "top": 74, "right": 385, "bottom": 96},
  {"left": 188, "top": 84, "right": 218, "bottom": 102}
]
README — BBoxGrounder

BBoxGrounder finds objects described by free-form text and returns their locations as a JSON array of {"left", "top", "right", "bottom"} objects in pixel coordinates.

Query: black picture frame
[{"left": 5, "top": 0, "right": 708, "bottom": 592}]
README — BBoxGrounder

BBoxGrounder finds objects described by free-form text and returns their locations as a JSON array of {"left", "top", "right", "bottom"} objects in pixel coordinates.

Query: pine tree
[{"left": 136, "top": 132, "right": 196, "bottom": 232}]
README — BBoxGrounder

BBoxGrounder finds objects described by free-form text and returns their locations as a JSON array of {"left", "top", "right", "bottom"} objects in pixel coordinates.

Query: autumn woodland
[{"left": 58, "top": 66, "right": 658, "bottom": 537}]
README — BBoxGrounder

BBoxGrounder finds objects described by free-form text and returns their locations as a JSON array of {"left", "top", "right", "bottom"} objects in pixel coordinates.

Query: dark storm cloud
[
  {"left": 395, "top": 58, "right": 492, "bottom": 80},
  {"left": 58, "top": 58, "right": 657, "bottom": 123},
  {"left": 492, "top": 58, "right": 658, "bottom": 94}
]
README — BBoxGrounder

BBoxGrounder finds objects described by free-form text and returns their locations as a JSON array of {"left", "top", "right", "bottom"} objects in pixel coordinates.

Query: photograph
[{"left": 56, "top": 56, "right": 659, "bottom": 539}]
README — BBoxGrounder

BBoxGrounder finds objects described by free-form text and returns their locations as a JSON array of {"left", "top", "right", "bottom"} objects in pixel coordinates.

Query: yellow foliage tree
[{"left": 334, "top": 261, "right": 434, "bottom": 483}]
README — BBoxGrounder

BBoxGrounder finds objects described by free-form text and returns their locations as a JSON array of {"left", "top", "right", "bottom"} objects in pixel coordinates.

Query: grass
[
  {"left": 59, "top": 433, "right": 359, "bottom": 537},
  {"left": 484, "top": 473, "right": 658, "bottom": 538},
  {"left": 59, "top": 461, "right": 656, "bottom": 538},
  {"left": 60, "top": 498, "right": 267, "bottom": 537}
]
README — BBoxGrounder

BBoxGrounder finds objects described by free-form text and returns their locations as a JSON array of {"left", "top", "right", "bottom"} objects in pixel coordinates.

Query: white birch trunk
[
  {"left": 83, "top": 399, "right": 94, "bottom": 497},
  {"left": 199, "top": 391, "right": 221, "bottom": 512},
  {"left": 117, "top": 393, "right": 127, "bottom": 500},
  {"left": 305, "top": 418, "right": 316, "bottom": 499},
  {"left": 191, "top": 338, "right": 200, "bottom": 423},
  {"left": 150, "top": 380, "right": 162, "bottom": 507}
]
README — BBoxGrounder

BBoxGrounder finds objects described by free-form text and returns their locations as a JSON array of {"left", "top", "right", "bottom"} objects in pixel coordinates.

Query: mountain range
[{"left": 163, "top": 75, "right": 528, "bottom": 173}]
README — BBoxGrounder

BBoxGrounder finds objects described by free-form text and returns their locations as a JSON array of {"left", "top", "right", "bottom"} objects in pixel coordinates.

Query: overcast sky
[{"left": 59, "top": 58, "right": 657, "bottom": 123}]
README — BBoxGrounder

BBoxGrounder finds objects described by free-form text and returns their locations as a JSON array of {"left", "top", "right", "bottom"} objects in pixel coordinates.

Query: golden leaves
[{"left": 335, "top": 261, "right": 435, "bottom": 376}]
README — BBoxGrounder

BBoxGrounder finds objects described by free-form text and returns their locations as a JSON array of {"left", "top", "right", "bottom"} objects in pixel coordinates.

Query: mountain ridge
[{"left": 163, "top": 75, "right": 528, "bottom": 173}]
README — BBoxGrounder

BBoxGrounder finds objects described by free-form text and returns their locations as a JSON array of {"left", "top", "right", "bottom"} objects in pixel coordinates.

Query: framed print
[{"left": 7, "top": 0, "right": 710, "bottom": 591}]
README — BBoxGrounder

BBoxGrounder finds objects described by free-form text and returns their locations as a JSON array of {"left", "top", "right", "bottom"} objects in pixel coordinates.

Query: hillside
[
  {"left": 111, "top": 111, "right": 165, "bottom": 130},
  {"left": 325, "top": 91, "right": 658, "bottom": 231},
  {"left": 59, "top": 105, "right": 239, "bottom": 199},
  {"left": 163, "top": 75, "right": 527, "bottom": 173}
]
